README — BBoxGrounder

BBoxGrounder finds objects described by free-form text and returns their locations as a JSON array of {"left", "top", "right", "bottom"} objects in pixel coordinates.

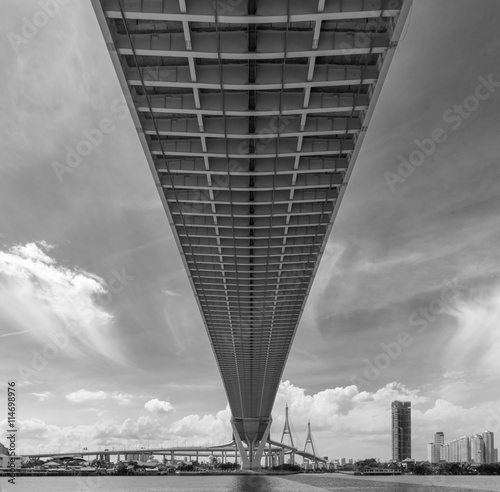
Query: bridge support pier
[{"left": 231, "top": 418, "right": 272, "bottom": 470}]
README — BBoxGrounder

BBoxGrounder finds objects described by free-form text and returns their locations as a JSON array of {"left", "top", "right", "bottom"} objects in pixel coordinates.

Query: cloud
[
  {"left": 443, "top": 284, "right": 500, "bottom": 377},
  {"left": 110, "top": 392, "right": 134, "bottom": 405},
  {"left": 31, "top": 391, "right": 52, "bottom": 402},
  {"left": 65, "top": 390, "right": 134, "bottom": 405},
  {"left": 0, "top": 242, "right": 127, "bottom": 364},
  {"left": 2, "top": 380, "right": 500, "bottom": 459},
  {"left": 271, "top": 381, "right": 500, "bottom": 460},
  {"left": 167, "top": 406, "right": 232, "bottom": 440},
  {"left": 144, "top": 398, "right": 175, "bottom": 414},
  {"left": 66, "top": 390, "right": 107, "bottom": 403},
  {"left": 161, "top": 290, "right": 179, "bottom": 297},
  {"left": 273, "top": 381, "right": 427, "bottom": 436}
]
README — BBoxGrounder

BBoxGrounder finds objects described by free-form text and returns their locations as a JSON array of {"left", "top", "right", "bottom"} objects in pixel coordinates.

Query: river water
[{"left": 0, "top": 474, "right": 498, "bottom": 491}]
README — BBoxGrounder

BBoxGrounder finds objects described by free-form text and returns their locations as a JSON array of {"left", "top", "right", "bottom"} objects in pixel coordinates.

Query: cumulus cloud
[
  {"left": 0, "top": 242, "right": 126, "bottom": 364},
  {"left": 144, "top": 398, "right": 175, "bottom": 414},
  {"left": 167, "top": 406, "right": 232, "bottom": 440},
  {"left": 0, "top": 415, "right": 165, "bottom": 452},
  {"left": 273, "top": 380, "right": 427, "bottom": 436},
  {"left": 3, "top": 381, "right": 500, "bottom": 459},
  {"left": 270, "top": 381, "right": 500, "bottom": 460}
]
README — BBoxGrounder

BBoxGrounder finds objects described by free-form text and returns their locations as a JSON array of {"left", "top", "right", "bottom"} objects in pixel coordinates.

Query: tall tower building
[
  {"left": 458, "top": 436, "right": 471, "bottom": 463},
  {"left": 470, "top": 434, "right": 484, "bottom": 464},
  {"left": 427, "top": 443, "right": 435, "bottom": 463},
  {"left": 434, "top": 432, "right": 444, "bottom": 462},
  {"left": 435, "top": 432, "right": 444, "bottom": 446},
  {"left": 391, "top": 401, "right": 411, "bottom": 461},
  {"left": 482, "top": 431, "right": 494, "bottom": 464}
]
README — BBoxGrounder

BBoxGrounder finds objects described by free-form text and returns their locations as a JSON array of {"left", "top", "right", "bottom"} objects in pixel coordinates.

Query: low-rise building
[{"left": 0, "top": 454, "right": 22, "bottom": 469}]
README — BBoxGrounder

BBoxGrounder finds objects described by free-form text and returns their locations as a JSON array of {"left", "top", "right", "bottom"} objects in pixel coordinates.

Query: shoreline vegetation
[{"left": 0, "top": 461, "right": 307, "bottom": 477}]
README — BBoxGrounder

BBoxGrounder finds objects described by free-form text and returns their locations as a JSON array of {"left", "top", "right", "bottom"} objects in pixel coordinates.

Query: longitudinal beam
[{"left": 92, "top": 0, "right": 412, "bottom": 470}]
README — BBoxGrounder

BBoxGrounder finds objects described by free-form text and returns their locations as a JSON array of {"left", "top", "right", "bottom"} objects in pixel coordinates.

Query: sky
[{"left": 0, "top": 0, "right": 500, "bottom": 462}]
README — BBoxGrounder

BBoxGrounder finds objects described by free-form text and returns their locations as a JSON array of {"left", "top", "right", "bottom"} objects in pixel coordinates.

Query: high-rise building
[
  {"left": 442, "top": 443, "right": 450, "bottom": 462},
  {"left": 427, "top": 433, "right": 444, "bottom": 463},
  {"left": 482, "top": 431, "right": 494, "bottom": 464},
  {"left": 458, "top": 436, "right": 471, "bottom": 463},
  {"left": 427, "top": 443, "right": 435, "bottom": 462},
  {"left": 391, "top": 401, "right": 411, "bottom": 461},
  {"left": 435, "top": 432, "right": 444, "bottom": 446},
  {"left": 449, "top": 439, "right": 458, "bottom": 462},
  {"left": 470, "top": 434, "right": 484, "bottom": 464}
]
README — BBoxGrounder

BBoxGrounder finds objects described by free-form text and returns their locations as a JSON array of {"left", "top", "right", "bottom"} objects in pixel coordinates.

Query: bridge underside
[{"left": 93, "top": 0, "right": 411, "bottom": 469}]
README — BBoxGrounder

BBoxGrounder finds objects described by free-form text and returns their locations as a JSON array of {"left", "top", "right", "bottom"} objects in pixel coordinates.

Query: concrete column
[{"left": 231, "top": 418, "right": 272, "bottom": 470}]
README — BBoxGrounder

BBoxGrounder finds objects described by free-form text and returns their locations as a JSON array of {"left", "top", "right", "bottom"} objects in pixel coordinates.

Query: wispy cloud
[
  {"left": 66, "top": 390, "right": 107, "bottom": 403},
  {"left": 31, "top": 391, "right": 52, "bottom": 402},
  {"left": 66, "top": 389, "right": 135, "bottom": 405},
  {"left": 0, "top": 242, "right": 127, "bottom": 364}
]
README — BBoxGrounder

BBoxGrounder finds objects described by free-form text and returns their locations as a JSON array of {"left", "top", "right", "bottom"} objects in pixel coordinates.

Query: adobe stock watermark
[
  {"left": 75, "top": 474, "right": 105, "bottom": 492},
  {"left": 179, "top": 108, "right": 292, "bottom": 215},
  {"left": 350, "top": 278, "right": 468, "bottom": 388},
  {"left": 95, "top": 268, "right": 135, "bottom": 306},
  {"left": 484, "top": 409, "right": 500, "bottom": 434},
  {"left": 385, "top": 74, "right": 500, "bottom": 192},
  {"left": 7, "top": 0, "right": 70, "bottom": 53},
  {"left": 15, "top": 268, "right": 134, "bottom": 385},
  {"left": 212, "top": 0, "right": 243, "bottom": 15},
  {"left": 51, "top": 98, "right": 129, "bottom": 182}
]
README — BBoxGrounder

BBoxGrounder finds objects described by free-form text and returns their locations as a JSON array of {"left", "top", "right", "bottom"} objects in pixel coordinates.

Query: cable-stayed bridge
[{"left": 91, "top": 0, "right": 412, "bottom": 470}]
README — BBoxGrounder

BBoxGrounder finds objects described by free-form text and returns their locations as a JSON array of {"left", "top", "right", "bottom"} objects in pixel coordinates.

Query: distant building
[
  {"left": 482, "top": 431, "right": 494, "bottom": 464},
  {"left": 440, "top": 431, "right": 497, "bottom": 464},
  {"left": 458, "top": 436, "right": 471, "bottom": 463},
  {"left": 0, "top": 454, "right": 22, "bottom": 469},
  {"left": 0, "top": 442, "right": 8, "bottom": 456},
  {"left": 340, "top": 458, "right": 346, "bottom": 466},
  {"left": 435, "top": 432, "right": 444, "bottom": 446},
  {"left": 427, "top": 442, "right": 441, "bottom": 463},
  {"left": 427, "top": 433, "right": 444, "bottom": 463},
  {"left": 391, "top": 401, "right": 411, "bottom": 461},
  {"left": 125, "top": 453, "right": 140, "bottom": 461},
  {"left": 442, "top": 443, "right": 449, "bottom": 462},
  {"left": 427, "top": 443, "right": 434, "bottom": 463},
  {"left": 470, "top": 434, "right": 484, "bottom": 464}
]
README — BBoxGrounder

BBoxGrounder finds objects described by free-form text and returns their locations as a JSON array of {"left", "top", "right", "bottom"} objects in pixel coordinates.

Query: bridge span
[{"left": 91, "top": 0, "right": 412, "bottom": 469}]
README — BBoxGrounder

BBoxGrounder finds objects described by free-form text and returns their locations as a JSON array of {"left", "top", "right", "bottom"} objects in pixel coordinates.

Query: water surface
[{"left": 0, "top": 474, "right": 498, "bottom": 492}]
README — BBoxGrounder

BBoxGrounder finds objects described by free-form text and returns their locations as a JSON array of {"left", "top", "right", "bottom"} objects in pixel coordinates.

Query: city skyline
[
  {"left": 1, "top": 0, "right": 500, "bottom": 462},
  {"left": 428, "top": 430, "right": 497, "bottom": 465}
]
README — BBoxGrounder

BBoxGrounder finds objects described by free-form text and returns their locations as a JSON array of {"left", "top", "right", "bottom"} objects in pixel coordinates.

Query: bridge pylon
[
  {"left": 304, "top": 420, "right": 318, "bottom": 468},
  {"left": 281, "top": 404, "right": 295, "bottom": 448},
  {"left": 279, "top": 404, "right": 296, "bottom": 465},
  {"left": 230, "top": 417, "right": 272, "bottom": 470}
]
